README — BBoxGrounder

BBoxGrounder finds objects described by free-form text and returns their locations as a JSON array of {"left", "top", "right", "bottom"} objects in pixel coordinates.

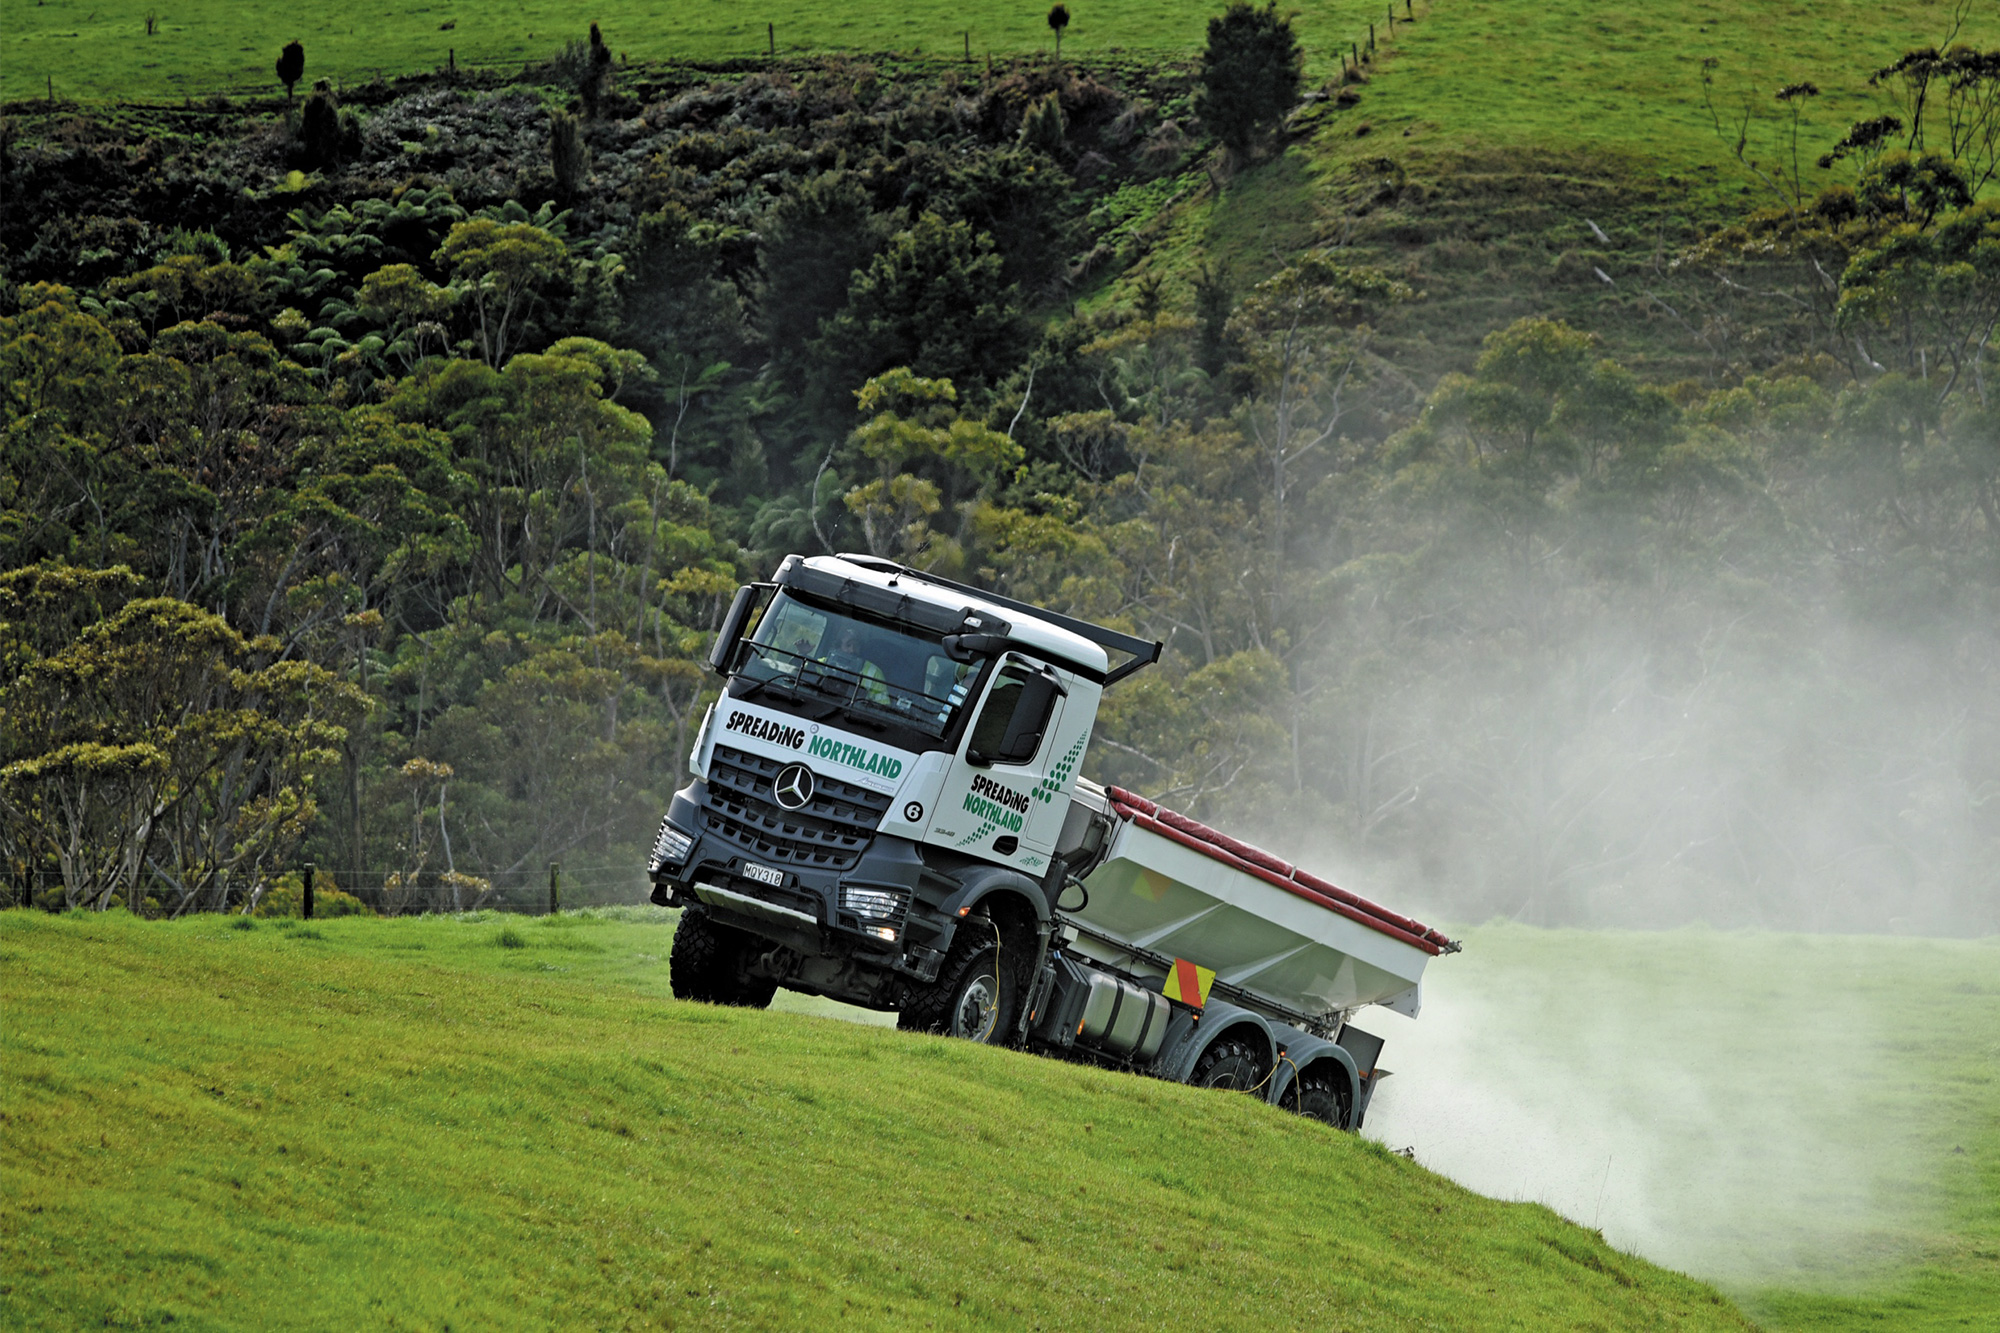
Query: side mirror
[
  {"left": 943, "top": 631, "right": 1008, "bottom": 662},
  {"left": 707, "top": 584, "right": 770, "bottom": 675}
]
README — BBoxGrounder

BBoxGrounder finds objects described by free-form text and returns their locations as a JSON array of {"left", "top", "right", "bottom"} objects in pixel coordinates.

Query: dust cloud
[{"left": 1357, "top": 926, "right": 1947, "bottom": 1290}]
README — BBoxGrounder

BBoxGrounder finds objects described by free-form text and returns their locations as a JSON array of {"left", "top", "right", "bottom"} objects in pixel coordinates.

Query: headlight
[
  {"left": 841, "top": 886, "right": 906, "bottom": 921},
  {"left": 841, "top": 886, "right": 909, "bottom": 941},
  {"left": 648, "top": 820, "right": 694, "bottom": 873}
]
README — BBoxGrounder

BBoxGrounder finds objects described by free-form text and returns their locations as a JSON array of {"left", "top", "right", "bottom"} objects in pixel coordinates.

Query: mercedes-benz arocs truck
[{"left": 647, "top": 553, "right": 1457, "bottom": 1129}]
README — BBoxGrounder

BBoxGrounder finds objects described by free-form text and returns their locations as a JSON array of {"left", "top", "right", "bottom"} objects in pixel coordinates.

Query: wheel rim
[
  {"left": 1199, "top": 1048, "right": 1256, "bottom": 1090},
  {"left": 951, "top": 970, "right": 999, "bottom": 1040}
]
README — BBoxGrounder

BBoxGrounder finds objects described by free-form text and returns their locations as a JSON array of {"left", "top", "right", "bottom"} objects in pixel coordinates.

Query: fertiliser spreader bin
[{"left": 648, "top": 553, "right": 1458, "bottom": 1129}]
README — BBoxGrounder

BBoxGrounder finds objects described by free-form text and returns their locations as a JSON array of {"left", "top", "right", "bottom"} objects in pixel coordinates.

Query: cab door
[{"left": 929, "top": 655, "right": 1073, "bottom": 873}]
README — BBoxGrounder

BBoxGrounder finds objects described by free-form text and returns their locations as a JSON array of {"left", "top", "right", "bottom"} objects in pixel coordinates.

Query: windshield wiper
[
  {"left": 740, "top": 675, "right": 845, "bottom": 721},
  {"left": 735, "top": 675, "right": 795, "bottom": 706}
]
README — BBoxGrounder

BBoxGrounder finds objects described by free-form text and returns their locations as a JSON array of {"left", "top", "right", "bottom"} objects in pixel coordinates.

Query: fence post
[
  {"left": 768, "top": 22, "right": 775, "bottom": 57},
  {"left": 303, "top": 862, "right": 316, "bottom": 920},
  {"left": 548, "top": 861, "right": 561, "bottom": 915},
  {"left": 964, "top": 32, "right": 971, "bottom": 62},
  {"left": 449, "top": 47, "right": 455, "bottom": 77}
]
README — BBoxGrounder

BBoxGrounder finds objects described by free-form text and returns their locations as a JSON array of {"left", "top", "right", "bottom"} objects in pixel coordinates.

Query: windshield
[{"left": 729, "top": 592, "right": 987, "bottom": 748}]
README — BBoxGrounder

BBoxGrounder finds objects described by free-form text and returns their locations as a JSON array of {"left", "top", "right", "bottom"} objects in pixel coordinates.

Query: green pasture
[
  {"left": 1320, "top": 0, "right": 1993, "bottom": 180},
  {"left": 1, "top": 0, "right": 1389, "bottom": 104},
  {"left": 1, "top": 907, "right": 1756, "bottom": 1330}
]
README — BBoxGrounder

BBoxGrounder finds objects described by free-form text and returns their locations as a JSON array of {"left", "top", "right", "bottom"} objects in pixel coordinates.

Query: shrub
[
  {"left": 550, "top": 109, "right": 589, "bottom": 198},
  {"left": 297, "top": 80, "right": 348, "bottom": 168},
  {"left": 253, "top": 881, "right": 374, "bottom": 919},
  {"left": 1018, "top": 91, "right": 1067, "bottom": 155}
]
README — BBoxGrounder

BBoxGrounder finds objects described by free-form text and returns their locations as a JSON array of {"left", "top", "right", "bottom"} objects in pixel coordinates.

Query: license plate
[{"left": 741, "top": 862, "right": 784, "bottom": 887}]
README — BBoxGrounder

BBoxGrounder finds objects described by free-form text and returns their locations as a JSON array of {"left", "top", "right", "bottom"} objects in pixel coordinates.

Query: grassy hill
[
  {"left": 0, "top": 907, "right": 1755, "bottom": 1330},
  {"left": 1122, "top": 0, "right": 2000, "bottom": 379}
]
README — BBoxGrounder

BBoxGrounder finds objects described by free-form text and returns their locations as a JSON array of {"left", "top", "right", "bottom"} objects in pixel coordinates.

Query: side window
[{"left": 967, "top": 662, "right": 1060, "bottom": 765}]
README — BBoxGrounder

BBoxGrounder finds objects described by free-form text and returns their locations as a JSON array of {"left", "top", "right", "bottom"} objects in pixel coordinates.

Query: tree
[
  {"left": 1839, "top": 197, "right": 2000, "bottom": 402},
  {"left": 811, "top": 213, "right": 1026, "bottom": 404},
  {"left": 1195, "top": 2, "right": 1304, "bottom": 156},
  {"left": 433, "top": 219, "right": 570, "bottom": 367},
  {"left": 837, "top": 367, "right": 1023, "bottom": 565},
  {"left": 755, "top": 173, "right": 891, "bottom": 396},
  {"left": 1048, "top": 4, "right": 1071, "bottom": 61},
  {"left": 0, "top": 583, "right": 363, "bottom": 913},
  {"left": 622, "top": 204, "right": 747, "bottom": 477},
  {"left": 354, "top": 263, "right": 455, "bottom": 373},
  {"left": 1228, "top": 251, "right": 1410, "bottom": 609},
  {"left": 276, "top": 41, "right": 304, "bottom": 103}
]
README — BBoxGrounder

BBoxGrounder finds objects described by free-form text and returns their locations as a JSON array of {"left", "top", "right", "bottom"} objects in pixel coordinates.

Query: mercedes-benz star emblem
[{"left": 772, "top": 763, "right": 816, "bottom": 810}]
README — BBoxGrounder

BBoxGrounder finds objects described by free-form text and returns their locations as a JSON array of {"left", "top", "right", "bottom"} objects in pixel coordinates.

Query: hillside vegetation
[{"left": 0, "top": 908, "right": 1759, "bottom": 1330}]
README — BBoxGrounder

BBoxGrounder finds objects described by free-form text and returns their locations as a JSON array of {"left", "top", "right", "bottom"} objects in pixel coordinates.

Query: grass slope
[
  {"left": 1363, "top": 925, "right": 2000, "bottom": 1332},
  {"left": 1132, "top": 0, "right": 2000, "bottom": 380},
  {"left": 2, "top": 0, "right": 1388, "bottom": 103},
  {"left": 0, "top": 907, "right": 1752, "bottom": 1330}
]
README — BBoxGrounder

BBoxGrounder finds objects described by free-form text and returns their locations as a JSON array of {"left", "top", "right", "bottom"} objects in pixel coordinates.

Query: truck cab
[{"left": 648, "top": 553, "right": 1158, "bottom": 1032}]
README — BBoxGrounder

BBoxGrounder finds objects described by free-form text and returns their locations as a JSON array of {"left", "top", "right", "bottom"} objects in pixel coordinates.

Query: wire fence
[
  {"left": 11, "top": 0, "right": 1426, "bottom": 112},
  {"left": 2, "top": 863, "right": 654, "bottom": 919}
]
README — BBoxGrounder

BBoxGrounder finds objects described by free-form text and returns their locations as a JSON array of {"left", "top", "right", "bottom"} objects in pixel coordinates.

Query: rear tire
[
  {"left": 1189, "top": 1038, "right": 1265, "bottom": 1092},
  {"left": 669, "top": 906, "right": 777, "bottom": 1008},
  {"left": 899, "top": 933, "right": 1017, "bottom": 1044},
  {"left": 1284, "top": 1069, "right": 1352, "bottom": 1128}
]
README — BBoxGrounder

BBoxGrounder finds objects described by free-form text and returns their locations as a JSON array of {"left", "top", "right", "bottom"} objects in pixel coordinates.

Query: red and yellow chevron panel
[{"left": 1162, "top": 957, "right": 1215, "bottom": 1009}]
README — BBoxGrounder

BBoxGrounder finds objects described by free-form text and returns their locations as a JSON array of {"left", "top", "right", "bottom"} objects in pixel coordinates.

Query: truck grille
[{"left": 701, "top": 744, "right": 893, "bottom": 872}]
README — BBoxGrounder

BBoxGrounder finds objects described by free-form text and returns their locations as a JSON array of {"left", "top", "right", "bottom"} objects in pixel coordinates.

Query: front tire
[
  {"left": 899, "top": 934, "right": 1018, "bottom": 1043},
  {"left": 669, "top": 906, "right": 777, "bottom": 1008}
]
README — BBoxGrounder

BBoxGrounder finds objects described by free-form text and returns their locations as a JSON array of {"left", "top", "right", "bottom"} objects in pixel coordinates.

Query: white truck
[{"left": 648, "top": 553, "right": 1457, "bottom": 1128}]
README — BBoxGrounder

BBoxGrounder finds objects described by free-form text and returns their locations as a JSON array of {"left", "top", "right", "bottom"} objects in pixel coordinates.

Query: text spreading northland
[
  {"left": 808, "top": 733, "right": 904, "bottom": 779},
  {"left": 964, "top": 773, "right": 1030, "bottom": 832}
]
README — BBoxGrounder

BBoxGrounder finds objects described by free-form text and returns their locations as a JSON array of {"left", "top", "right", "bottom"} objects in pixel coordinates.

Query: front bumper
[{"left": 650, "top": 780, "right": 949, "bottom": 977}]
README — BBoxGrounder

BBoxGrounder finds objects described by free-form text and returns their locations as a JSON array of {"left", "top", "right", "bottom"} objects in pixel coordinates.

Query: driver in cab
[{"left": 821, "top": 624, "right": 892, "bottom": 705}]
